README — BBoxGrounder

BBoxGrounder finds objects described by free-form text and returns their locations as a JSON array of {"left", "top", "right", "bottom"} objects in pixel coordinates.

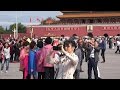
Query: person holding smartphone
[
  {"left": 47, "top": 40, "right": 79, "bottom": 79},
  {"left": 86, "top": 38, "right": 100, "bottom": 79}
]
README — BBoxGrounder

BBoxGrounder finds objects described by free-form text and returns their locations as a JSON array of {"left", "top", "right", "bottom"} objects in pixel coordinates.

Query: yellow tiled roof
[{"left": 57, "top": 12, "right": 120, "bottom": 18}]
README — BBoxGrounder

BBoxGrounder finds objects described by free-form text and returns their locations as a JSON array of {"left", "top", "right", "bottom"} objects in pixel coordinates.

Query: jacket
[
  {"left": 39, "top": 44, "right": 53, "bottom": 67},
  {"left": 48, "top": 52, "right": 78, "bottom": 79},
  {"left": 28, "top": 49, "right": 37, "bottom": 74},
  {"left": 86, "top": 44, "right": 100, "bottom": 62},
  {"left": 36, "top": 49, "right": 44, "bottom": 72},
  {"left": 23, "top": 55, "right": 29, "bottom": 79},
  {"left": 19, "top": 48, "right": 26, "bottom": 71},
  {"left": 99, "top": 40, "right": 106, "bottom": 50}
]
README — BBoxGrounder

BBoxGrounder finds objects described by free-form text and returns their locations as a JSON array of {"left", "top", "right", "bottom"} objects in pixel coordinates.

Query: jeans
[
  {"left": 1, "top": 58, "right": 10, "bottom": 71},
  {"left": 44, "top": 67, "right": 54, "bottom": 79},
  {"left": 88, "top": 58, "right": 98, "bottom": 79},
  {"left": 38, "top": 72, "right": 45, "bottom": 79},
  {"left": 74, "top": 69, "right": 80, "bottom": 79},
  {"left": 14, "top": 53, "right": 19, "bottom": 62},
  {"left": 27, "top": 72, "right": 38, "bottom": 79},
  {"left": 115, "top": 46, "right": 120, "bottom": 53},
  {"left": 101, "top": 49, "right": 106, "bottom": 62}
]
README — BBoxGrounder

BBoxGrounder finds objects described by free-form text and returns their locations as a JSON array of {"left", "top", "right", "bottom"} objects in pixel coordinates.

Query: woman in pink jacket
[
  {"left": 19, "top": 41, "right": 29, "bottom": 79},
  {"left": 39, "top": 37, "right": 54, "bottom": 79},
  {"left": 36, "top": 40, "right": 44, "bottom": 79}
]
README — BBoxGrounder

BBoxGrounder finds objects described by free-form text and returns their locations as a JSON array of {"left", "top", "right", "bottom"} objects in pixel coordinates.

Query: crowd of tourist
[{"left": 0, "top": 34, "right": 120, "bottom": 79}]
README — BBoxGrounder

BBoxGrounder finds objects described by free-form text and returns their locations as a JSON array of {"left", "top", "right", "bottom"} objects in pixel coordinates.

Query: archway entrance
[
  {"left": 104, "top": 33, "right": 109, "bottom": 37},
  {"left": 87, "top": 33, "right": 93, "bottom": 38}
]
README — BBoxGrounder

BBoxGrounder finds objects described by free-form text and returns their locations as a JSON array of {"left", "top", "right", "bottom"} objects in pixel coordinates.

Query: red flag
[
  {"left": 30, "top": 17, "right": 32, "bottom": 22},
  {"left": 36, "top": 18, "right": 40, "bottom": 22}
]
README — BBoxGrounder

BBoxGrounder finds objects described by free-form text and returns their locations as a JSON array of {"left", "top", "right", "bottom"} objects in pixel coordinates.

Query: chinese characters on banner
[
  {"left": 102, "top": 26, "right": 120, "bottom": 30},
  {"left": 46, "top": 27, "right": 82, "bottom": 31}
]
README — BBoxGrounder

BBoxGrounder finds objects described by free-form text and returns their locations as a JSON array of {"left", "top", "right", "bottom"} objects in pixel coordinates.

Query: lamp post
[
  {"left": 30, "top": 26, "right": 33, "bottom": 38},
  {"left": 15, "top": 11, "right": 18, "bottom": 39},
  {"left": 12, "top": 28, "right": 16, "bottom": 39}
]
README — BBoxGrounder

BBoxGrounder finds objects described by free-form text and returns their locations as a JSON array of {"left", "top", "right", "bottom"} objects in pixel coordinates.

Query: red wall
[
  {"left": 26, "top": 26, "right": 87, "bottom": 37},
  {"left": 93, "top": 26, "right": 120, "bottom": 36},
  {"left": 26, "top": 25, "right": 120, "bottom": 37},
  {"left": 2, "top": 25, "right": 120, "bottom": 39}
]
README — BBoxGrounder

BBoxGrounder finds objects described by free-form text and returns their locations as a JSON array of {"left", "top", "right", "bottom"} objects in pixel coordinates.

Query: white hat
[{"left": 27, "top": 38, "right": 31, "bottom": 43}]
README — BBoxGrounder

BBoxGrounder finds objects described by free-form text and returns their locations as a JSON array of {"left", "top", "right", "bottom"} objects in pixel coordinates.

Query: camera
[{"left": 53, "top": 44, "right": 62, "bottom": 51}]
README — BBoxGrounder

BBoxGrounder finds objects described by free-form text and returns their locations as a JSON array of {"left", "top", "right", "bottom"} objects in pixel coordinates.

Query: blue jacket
[
  {"left": 99, "top": 40, "right": 106, "bottom": 50},
  {"left": 28, "top": 50, "right": 36, "bottom": 74}
]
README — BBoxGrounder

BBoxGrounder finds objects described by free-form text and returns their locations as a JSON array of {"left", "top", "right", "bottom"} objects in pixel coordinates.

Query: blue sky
[{"left": 0, "top": 11, "right": 62, "bottom": 28}]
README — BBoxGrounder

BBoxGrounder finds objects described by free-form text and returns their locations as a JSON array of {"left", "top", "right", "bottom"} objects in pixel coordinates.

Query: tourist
[
  {"left": 47, "top": 40, "right": 78, "bottom": 79},
  {"left": 19, "top": 41, "right": 29, "bottom": 79},
  {"left": 115, "top": 38, "right": 120, "bottom": 54},
  {"left": 85, "top": 37, "right": 100, "bottom": 79},
  {"left": 1, "top": 42, "right": 10, "bottom": 73},
  {"left": 99, "top": 37, "right": 106, "bottom": 63},
  {"left": 28, "top": 41, "right": 37, "bottom": 79},
  {"left": 36, "top": 40, "right": 45, "bottom": 79},
  {"left": 39, "top": 37, "right": 54, "bottom": 79}
]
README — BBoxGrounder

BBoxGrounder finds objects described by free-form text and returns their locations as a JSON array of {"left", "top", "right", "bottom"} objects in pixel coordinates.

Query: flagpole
[
  {"left": 30, "top": 17, "right": 33, "bottom": 39},
  {"left": 14, "top": 28, "right": 15, "bottom": 38},
  {"left": 12, "top": 28, "right": 16, "bottom": 39},
  {"left": 16, "top": 11, "right": 18, "bottom": 39}
]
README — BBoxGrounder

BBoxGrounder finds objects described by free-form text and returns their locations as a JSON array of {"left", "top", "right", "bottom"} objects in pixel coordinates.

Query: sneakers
[
  {"left": 5, "top": 71, "right": 8, "bottom": 73},
  {"left": 98, "top": 77, "right": 102, "bottom": 79},
  {"left": 1, "top": 71, "right": 3, "bottom": 73},
  {"left": 1, "top": 70, "right": 8, "bottom": 73},
  {"left": 101, "top": 61, "right": 105, "bottom": 63}
]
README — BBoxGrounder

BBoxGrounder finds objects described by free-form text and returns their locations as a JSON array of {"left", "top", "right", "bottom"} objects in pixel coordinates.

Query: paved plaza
[{"left": 0, "top": 45, "right": 120, "bottom": 79}]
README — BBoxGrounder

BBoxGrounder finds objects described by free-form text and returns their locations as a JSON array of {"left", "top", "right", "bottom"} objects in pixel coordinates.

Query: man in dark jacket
[
  {"left": 99, "top": 37, "right": 106, "bottom": 63},
  {"left": 13, "top": 41, "right": 20, "bottom": 62},
  {"left": 86, "top": 38, "right": 100, "bottom": 79}
]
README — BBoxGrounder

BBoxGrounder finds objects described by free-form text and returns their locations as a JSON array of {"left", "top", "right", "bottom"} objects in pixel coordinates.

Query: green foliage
[
  {"left": 0, "top": 23, "right": 26, "bottom": 34},
  {"left": 9, "top": 23, "right": 26, "bottom": 33},
  {"left": 0, "top": 26, "right": 5, "bottom": 34}
]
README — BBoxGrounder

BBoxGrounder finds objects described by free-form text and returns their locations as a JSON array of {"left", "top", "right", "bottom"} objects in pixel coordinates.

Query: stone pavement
[{"left": 0, "top": 45, "right": 120, "bottom": 79}]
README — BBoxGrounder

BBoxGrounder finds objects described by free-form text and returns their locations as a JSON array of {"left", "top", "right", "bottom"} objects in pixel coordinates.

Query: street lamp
[
  {"left": 30, "top": 27, "right": 33, "bottom": 38},
  {"left": 16, "top": 11, "right": 18, "bottom": 39},
  {"left": 12, "top": 28, "right": 16, "bottom": 38}
]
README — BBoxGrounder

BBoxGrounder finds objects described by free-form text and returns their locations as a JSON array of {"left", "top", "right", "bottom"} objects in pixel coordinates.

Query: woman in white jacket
[
  {"left": 1, "top": 42, "right": 10, "bottom": 73},
  {"left": 47, "top": 40, "right": 79, "bottom": 79}
]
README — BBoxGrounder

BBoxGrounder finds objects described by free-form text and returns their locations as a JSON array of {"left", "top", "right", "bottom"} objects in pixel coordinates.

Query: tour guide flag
[{"left": 30, "top": 17, "right": 32, "bottom": 23}]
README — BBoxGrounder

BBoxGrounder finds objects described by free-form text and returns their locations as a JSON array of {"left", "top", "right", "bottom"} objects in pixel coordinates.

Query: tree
[
  {"left": 5, "top": 27, "right": 8, "bottom": 31},
  {"left": 18, "top": 23, "right": 26, "bottom": 33},
  {"left": 0, "top": 26, "right": 5, "bottom": 34},
  {"left": 9, "top": 23, "right": 16, "bottom": 32},
  {"left": 9, "top": 23, "right": 26, "bottom": 33}
]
